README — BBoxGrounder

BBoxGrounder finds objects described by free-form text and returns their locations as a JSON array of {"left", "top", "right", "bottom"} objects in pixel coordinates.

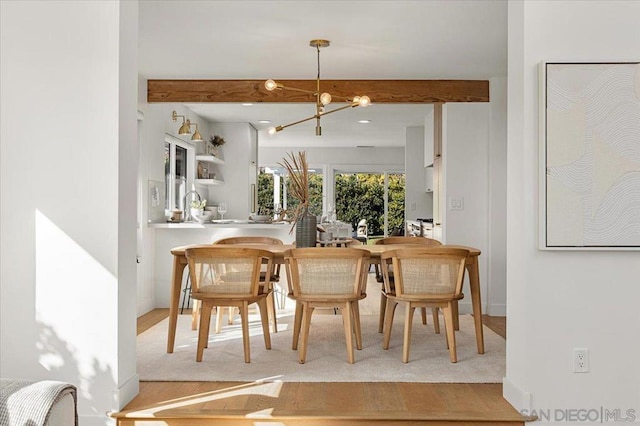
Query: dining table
[{"left": 166, "top": 242, "right": 484, "bottom": 355}]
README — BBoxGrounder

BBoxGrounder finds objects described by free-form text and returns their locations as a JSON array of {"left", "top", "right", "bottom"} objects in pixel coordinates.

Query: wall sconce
[{"left": 172, "top": 110, "right": 203, "bottom": 142}]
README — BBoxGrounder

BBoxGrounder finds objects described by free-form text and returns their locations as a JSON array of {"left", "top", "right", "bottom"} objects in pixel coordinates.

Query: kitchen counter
[{"left": 148, "top": 221, "right": 291, "bottom": 229}]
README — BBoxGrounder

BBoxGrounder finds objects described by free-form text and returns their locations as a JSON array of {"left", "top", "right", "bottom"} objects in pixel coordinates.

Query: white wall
[
  {"left": 487, "top": 77, "right": 508, "bottom": 316},
  {"left": 204, "top": 122, "right": 257, "bottom": 220},
  {"left": 505, "top": 1, "right": 640, "bottom": 421},
  {"left": 405, "top": 126, "right": 433, "bottom": 221},
  {"left": 442, "top": 103, "right": 491, "bottom": 314},
  {"left": 259, "top": 146, "right": 404, "bottom": 171},
  {"left": 135, "top": 100, "right": 217, "bottom": 316},
  {"left": 0, "top": 1, "right": 139, "bottom": 424}
]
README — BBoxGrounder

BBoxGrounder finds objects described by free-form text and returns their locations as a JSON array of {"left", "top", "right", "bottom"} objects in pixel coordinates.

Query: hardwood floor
[
  {"left": 115, "top": 381, "right": 530, "bottom": 425},
  {"left": 117, "top": 309, "right": 524, "bottom": 425}
]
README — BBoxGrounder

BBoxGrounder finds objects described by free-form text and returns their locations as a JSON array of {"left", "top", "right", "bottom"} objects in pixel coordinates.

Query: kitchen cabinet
[
  {"left": 424, "top": 108, "right": 434, "bottom": 167},
  {"left": 425, "top": 166, "right": 434, "bottom": 192}
]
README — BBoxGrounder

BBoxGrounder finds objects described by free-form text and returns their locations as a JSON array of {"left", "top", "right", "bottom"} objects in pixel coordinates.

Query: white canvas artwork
[{"left": 541, "top": 62, "right": 640, "bottom": 249}]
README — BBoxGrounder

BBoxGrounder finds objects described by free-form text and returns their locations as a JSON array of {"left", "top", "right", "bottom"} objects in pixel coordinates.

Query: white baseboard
[
  {"left": 78, "top": 413, "right": 115, "bottom": 426},
  {"left": 456, "top": 301, "right": 473, "bottom": 314},
  {"left": 137, "top": 298, "right": 155, "bottom": 317},
  {"left": 114, "top": 373, "right": 139, "bottom": 410},
  {"left": 487, "top": 303, "right": 506, "bottom": 316},
  {"left": 79, "top": 375, "right": 139, "bottom": 425},
  {"left": 503, "top": 376, "right": 530, "bottom": 413},
  {"left": 455, "top": 302, "right": 504, "bottom": 317}
]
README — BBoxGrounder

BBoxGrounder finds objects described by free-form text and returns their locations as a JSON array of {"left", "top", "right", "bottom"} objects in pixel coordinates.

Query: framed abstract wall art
[{"left": 539, "top": 62, "right": 640, "bottom": 250}]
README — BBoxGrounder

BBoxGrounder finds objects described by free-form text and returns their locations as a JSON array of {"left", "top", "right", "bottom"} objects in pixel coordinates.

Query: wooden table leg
[
  {"left": 467, "top": 256, "right": 485, "bottom": 354},
  {"left": 167, "top": 255, "right": 187, "bottom": 353}
]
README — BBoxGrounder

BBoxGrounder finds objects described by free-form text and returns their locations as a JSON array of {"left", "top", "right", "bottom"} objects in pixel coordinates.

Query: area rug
[{"left": 137, "top": 308, "right": 505, "bottom": 383}]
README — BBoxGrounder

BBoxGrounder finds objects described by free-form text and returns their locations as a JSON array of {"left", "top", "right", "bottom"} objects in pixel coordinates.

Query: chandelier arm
[
  {"left": 265, "top": 39, "right": 368, "bottom": 136},
  {"left": 278, "top": 114, "right": 320, "bottom": 131},
  {"left": 325, "top": 94, "right": 356, "bottom": 102},
  {"left": 318, "top": 102, "right": 358, "bottom": 117},
  {"left": 316, "top": 43, "right": 321, "bottom": 107}
]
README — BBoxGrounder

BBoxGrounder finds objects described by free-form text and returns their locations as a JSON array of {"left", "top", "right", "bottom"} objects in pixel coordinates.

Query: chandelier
[{"left": 265, "top": 39, "right": 371, "bottom": 136}]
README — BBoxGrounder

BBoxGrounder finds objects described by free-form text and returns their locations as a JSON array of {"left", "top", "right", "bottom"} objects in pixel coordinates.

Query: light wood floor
[{"left": 116, "top": 310, "right": 525, "bottom": 425}]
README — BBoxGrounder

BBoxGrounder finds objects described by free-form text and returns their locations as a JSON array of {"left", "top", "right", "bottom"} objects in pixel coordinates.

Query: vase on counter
[
  {"left": 295, "top": 208, "right": 317, "bottom": 248},
  {"left": 190, "top": 208, "right": 203, "bottom": 219}
]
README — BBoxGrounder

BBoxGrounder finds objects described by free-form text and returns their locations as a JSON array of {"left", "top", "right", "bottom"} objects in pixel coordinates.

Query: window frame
[{"left": 165, "top": 134, "right": 196, "bottom": 215}]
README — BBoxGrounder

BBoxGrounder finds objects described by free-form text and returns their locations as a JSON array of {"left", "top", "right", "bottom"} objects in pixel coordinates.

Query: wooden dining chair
[
  {"left": 380, "top": 247, "right": 469, "bottom": 363},
  {"left": 285, "top": 247, "right": 370, "bottom": 364},
  {"left": 213, "top": 236, "right": 283, "bottom": 334},
  {"left": 374, "top": 236, "right": 443, "bottom": 333},
  {"left": 185, "top": 245, "right": 274, "bottom": 363}
]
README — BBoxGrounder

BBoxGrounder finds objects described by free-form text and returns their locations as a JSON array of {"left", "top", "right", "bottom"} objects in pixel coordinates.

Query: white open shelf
[
  {"left": 195, "top": 178, "right": 224, "bottom": 185},
  {"left": 196, "top": 154, "right": 225, "bottom": 165}
]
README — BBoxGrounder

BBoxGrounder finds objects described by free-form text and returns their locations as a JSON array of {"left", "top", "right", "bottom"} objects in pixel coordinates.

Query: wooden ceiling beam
[{"left": 147, "top": 79, "right": 489, "bottom": 104}]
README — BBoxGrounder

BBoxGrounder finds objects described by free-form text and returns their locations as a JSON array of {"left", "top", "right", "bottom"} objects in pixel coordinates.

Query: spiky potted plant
[{"left": 278, "top": 151, "right": 316, "bottom": 247}]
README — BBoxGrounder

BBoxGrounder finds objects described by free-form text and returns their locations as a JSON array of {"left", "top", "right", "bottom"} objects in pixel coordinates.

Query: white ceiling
[{"left": 139, "top": 0, "right": 507, "bottom": 148}]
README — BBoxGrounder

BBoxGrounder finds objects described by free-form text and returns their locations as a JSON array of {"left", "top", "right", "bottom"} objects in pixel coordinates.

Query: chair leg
[
  {"left": 196, "top": 302, "right": 212, "bottom": 362},
  {"left": 267, "top": 289, "right": 278, "bottom": 333},
  {"left": 292, "top": 301, "right": 303, "bottom": 350},
  {"left": 215, "top": 305, "right": 224, "bottom": 334},
  {"left": 443, "top": 303, "right": 458, "bottom": 363},
  {"left": 382, "top": 298, "right": 398, "bottom": 350},
  {"left": 378, "top": 290, "right": 387, "bottom": 333},
  {"left": 402, "top": 304, "right": 415, "bottom": 363},
  {"left": 279, "top": 283, "right": 287, "bottom": 309},
  {"left": 240, "top": 301, "right": 251, "bottom": 363},
  {"left": 452, "top": 300, "right": 460, "bottom": 330},
  {"left": 191, "top": 299, "right": 200, "bottom": 331},
  {"left": 256, "top": 297, "right": 271, "bottom": 350},
  {"left": 420, "top": 307, "right": 427, "bottom": 325},
  {"left": 228, "top": 307, "right": 236, "bottom": 325},
  {"left": 432, "top": 307, "right": 441, "bottom": 334},
  {"left": 299, "top": 303, "right": 314, "bottom": 364},
  {"left": 341, "top": 302, "right": 355, "bottom": 364},
  {"left": 351, "top": 301, "right": 363, "bottom": 350}
]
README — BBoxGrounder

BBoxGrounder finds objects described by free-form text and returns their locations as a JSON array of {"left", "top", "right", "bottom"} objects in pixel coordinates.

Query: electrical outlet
[
  {"left": 573, "top": 348, "right": 589, "bottom": 373},
  {"left": 449, "top": 197, "right": 464, "bottom": 211}
]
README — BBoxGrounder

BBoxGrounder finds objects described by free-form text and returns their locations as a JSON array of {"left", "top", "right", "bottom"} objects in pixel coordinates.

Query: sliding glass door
[{"left": 334, "top": 172, "right": 405, "bottom": 239}]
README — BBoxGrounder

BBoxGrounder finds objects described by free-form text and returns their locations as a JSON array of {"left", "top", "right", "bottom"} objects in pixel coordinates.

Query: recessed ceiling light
[
  {"left": 358, "top": 119, "right": 371, "bottom": 124},
  {"left": 258, "top": 120, "right": 271, "bottom": 124},
  {"left": 242, "top": 103, "right": 253, "bottom": 106}
]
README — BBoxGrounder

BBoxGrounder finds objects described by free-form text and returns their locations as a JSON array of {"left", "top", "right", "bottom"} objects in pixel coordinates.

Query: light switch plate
[{"left": 449, "top": 197, "right": 464, "bottom": 211}]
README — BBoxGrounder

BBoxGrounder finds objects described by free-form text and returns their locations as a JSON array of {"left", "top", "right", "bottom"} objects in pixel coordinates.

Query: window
[
  {"left": 258, "top": 164, "right": 404, "bottom": 236},
  {"left": 334, "top": 172, "right": 405, "bottom": 238},
  {"left": 258, "top": 166, "right": 323, "bottom": 217},
  {"left": 165, "top": 135, "right": 195, "bottom": 215}
]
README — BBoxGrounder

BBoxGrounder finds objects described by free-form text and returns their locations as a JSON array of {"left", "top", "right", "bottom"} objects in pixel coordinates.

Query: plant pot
[{"left": 295, "top": 210, "right": 317, "bottom": 248}]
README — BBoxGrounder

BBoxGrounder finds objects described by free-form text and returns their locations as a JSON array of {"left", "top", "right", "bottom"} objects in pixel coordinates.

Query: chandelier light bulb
[
  {"left": 358, "top": 95, "right": 371, "bottom": 107},
  {"left": 263, "top": 39, "right": 371, "bottom": 136},
  {"left": 265, "top": 79, "right": 278, "bottom": 91}
]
